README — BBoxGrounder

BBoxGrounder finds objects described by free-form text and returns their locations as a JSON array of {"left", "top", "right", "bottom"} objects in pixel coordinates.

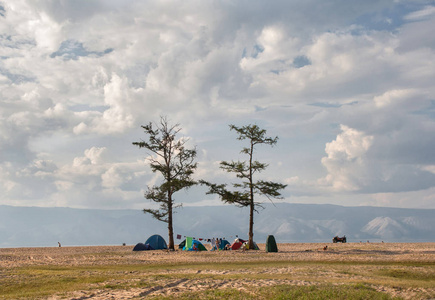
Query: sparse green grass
[
  {"left": 0, "top": 259, "right": 433, "bottom": 299},
  {"left": 154, "top": 288, "right": 253, "bottom": 299},
  {"left": 151, "top": 284, "right": 397, "bottom": 300},
  {"left": 378, "top": 268, "right": 435, "bottom": 281},
  {"left": 260, "top": 284, "right": 396, "bottom": 300},
  {"left": 1, "top": 266, "right": 109, "bottom": 299}
]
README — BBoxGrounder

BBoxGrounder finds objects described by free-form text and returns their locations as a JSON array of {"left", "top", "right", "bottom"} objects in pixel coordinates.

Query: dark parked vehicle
[{"left": 332, "top": 235, "right": 347, "bottom": 243}]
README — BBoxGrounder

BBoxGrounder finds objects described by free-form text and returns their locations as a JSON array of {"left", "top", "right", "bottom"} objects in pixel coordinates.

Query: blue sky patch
[
  {"left": 293, "top": 55, "right": 311, "bottom": 68},
  {"left": 252, "top": 44, "right": 264, "bottom": 58},
  {"left": 352, "top": 3, "right": 424, "bottom": 32},
  {"left": 0, "top": 67, "right": 35, "bottom": 84},
  {"left": 50, "top": 40, "right": 113, "bottom": 60},
  {"left": 412, "top": 100, "right": 435, "bottom": 119}
]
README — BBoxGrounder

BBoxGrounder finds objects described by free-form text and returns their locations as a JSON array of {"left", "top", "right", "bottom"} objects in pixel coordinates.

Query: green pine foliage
[
  {"left": 133, "top": 116, "right": 197, "bottom": 250},
  {"left": 201, "top": 124, "right": 287, "bottom": 249}
]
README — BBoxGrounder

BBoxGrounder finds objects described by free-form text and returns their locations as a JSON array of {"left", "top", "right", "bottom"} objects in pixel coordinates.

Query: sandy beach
[{"left": 1, "top": 243, "right": 434, "bottom": 299}]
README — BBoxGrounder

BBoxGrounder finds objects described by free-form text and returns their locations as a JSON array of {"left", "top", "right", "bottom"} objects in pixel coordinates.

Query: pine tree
[
  {"left": 201, "top": 124, "right": 286, "bottom": 249},
  {"left": 133, "top": 116, "right": 197, "bottom": 250}
]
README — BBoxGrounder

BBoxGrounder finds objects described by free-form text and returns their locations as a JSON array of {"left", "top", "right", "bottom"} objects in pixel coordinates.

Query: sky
[{"left": 0, "top": 0, "right": 434, "bottom": 210}]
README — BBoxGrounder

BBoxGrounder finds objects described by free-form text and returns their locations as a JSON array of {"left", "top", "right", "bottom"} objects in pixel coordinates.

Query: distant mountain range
[{"left": 0, "top": 203, "right": 434, "bottom": 248}]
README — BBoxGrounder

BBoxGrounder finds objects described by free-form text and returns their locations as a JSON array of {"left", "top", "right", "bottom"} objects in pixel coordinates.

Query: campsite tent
[
  {"left": 251, "top": 241, "right": 260, "bottom": 250},
  {"left": 178, "top": 239, "right": 186, "bottom": 249},
  {"left": 219, "top": 239, "right": 230, "bottom": 250},
  {"left": 191, "top": 239, "right": 207, "bottom": 251},
  {"left": 183, "top": 236, "right": 193, "bottom": 250},
  {"left": 265, "top": 235, "right": 278, "bottom": 252},
  {"left": 183, "top": 237, "right": 207, "bottom": 251},
  {"left": 230, "top": 238, "right": 246, "bottom": 250},
  {"left": 133, "top": 243, "right": 154, "bottom": 251},
  {"left": 231, "top": 239, "right": 259, "bottom": 250},
  {"left": 144, "top": 234, "right": 167, "bottom": 250}
]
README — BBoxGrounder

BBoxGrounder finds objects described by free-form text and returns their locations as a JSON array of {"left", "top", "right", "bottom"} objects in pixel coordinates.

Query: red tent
[{"left": 230, "top": 238, "right": 246, "bottom": 250}]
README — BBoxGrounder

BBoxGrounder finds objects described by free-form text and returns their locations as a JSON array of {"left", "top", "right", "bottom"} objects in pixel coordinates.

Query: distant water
[{"left": 1, "top": 204, "right": 434, "bottom": 248}]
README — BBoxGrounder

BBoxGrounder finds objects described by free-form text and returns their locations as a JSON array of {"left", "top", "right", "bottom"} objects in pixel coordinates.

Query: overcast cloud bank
[{"left": 0, "top": 1, "right": 434, "bottom": 210}]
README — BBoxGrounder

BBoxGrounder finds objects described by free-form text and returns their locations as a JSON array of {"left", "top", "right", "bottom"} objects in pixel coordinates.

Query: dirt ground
[{"left": 1, "top": 243, "right": 434, "bottom": 299}]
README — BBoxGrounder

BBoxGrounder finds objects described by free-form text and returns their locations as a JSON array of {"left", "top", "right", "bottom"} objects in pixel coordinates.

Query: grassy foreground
[{"left": 0, "top": 244, "right": 434, "bottom": 299}]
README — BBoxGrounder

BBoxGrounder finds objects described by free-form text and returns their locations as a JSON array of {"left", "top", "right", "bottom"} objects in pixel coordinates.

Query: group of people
[{"left": 210, "top": 237, "right": 220, "bottom": 250}]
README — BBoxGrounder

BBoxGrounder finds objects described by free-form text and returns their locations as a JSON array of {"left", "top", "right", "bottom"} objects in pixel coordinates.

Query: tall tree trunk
[
  {"left": 167, "top": 194, "right": 174, "bottom": 250},
  {"left": 248, "top": 141, "right": 255, "bottom": 250},
  {"left": 248, "top": 201, "right": 255, "bottom": 249}
]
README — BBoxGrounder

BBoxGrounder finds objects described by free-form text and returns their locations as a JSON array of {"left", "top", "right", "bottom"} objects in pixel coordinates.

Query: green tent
[
  {"left": 183, "top": 237, "right": 207, "bottom": 251},
  {"left": 265, "top": 235, "right": 278, "bottom": 252},
  {"left": 192, "top": 239, "right": 207, "bottom": 251},
  {"left": 185, "top": 236, "right": 193, "bottom": 250}
]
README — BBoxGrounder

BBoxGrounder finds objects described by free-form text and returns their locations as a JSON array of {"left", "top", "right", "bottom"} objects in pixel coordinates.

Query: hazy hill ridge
[{"left": 1, "top": 203, "right": 433, "bottom": 247}]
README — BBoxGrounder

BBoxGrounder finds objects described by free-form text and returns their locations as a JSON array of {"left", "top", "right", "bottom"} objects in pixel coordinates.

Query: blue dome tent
[
  {"left": 144, "top": 234, "right": 167, "bottom": 250},
  {"left": 219, "top": 239, "right": 230, "bottom": 250}
]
